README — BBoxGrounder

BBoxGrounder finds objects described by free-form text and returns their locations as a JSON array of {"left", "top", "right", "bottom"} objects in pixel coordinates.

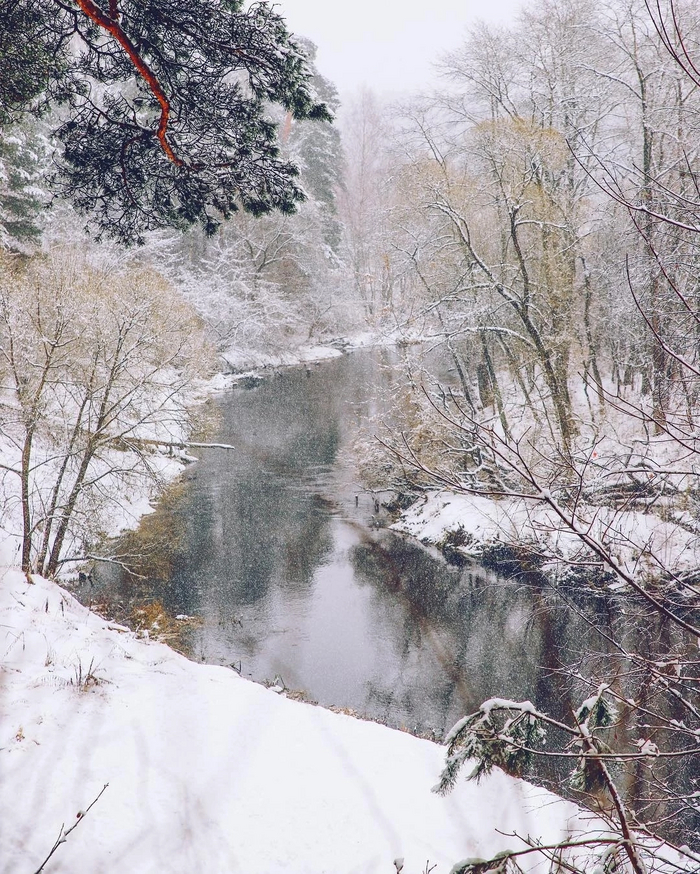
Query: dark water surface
[{"left": 91, "top": 348, "right": 619, "bottom": 736}]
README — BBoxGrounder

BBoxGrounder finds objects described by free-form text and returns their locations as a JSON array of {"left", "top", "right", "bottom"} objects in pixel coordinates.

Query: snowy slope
[{"left": 1, "top": 569, "right": 599, "bottom": 874}]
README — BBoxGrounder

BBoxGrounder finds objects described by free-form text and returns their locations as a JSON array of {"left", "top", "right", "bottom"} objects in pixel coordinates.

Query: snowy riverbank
[
  {"left": 392, "top": 489, "right": 700, "bottom": 591},
  {"left": 2, "top": 568, "right": 608, "bottom": 874},
  {"left": 215, "top": 328, "right": 416, "bottom": 382},
  {"left": 0, "top": 336, "right": 368, "bottom": 571},
  {"left": 1, "top": 347, "right": 692, "bottom": 872}
]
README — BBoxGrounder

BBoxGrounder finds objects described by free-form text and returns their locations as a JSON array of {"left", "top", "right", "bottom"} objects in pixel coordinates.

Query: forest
[{"left": 2, "top": 0, "right": 700, "bottom": 872}]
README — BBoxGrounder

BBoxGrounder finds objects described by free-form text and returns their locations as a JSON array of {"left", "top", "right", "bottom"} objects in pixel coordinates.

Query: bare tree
[
  {"left": 0, "top": 247, "right": 211, "bottom": 575},
  {"left": 389, "top": 0, "right": 630, "bottom": 449}
]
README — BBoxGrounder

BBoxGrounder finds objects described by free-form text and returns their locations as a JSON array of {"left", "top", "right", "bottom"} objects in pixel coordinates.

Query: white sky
[{"left": 275, "top": 0, "right": 525, "bottom": 99}]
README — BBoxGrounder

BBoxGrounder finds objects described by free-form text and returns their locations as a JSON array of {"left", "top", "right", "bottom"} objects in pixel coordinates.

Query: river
[
  {"left": 73, "top": 343, "right": 700, "bottom": 847},
  {"left": 86, "top": 347, "right": 628, "bottom": 737}
]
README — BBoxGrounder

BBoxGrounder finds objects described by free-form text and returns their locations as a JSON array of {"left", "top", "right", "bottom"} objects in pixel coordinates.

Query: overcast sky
[{"left": 276, "top": 0, "right": 524, "bottom": 99}]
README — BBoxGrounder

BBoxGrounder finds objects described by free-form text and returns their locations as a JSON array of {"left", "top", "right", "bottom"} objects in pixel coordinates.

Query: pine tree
[
  {"left": 286, "top": 39, "right": 344, "bottom": 253},
  {"left": 0, "top": 119, "right": 50, "bottom": 251},
  {"left": 0, "top": 0, "right": 331, "bottom": 245}
]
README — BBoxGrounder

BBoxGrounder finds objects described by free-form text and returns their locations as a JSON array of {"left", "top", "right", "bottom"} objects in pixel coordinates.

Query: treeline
[
  {"left": 344, "top": 0, "right": 700, "bottom": 461},
  {"left": 353, "top": 3, "right": 700, "bottom": 864}
]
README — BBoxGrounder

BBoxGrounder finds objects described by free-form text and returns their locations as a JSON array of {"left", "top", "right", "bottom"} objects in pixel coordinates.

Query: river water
[{"left": 89, "top": 347, "right": 622, "bottom": 737}]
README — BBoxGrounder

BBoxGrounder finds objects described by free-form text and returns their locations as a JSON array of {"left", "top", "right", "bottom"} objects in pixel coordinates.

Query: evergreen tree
[
  {"left": 0, "top": 119, "right": 50, "bottom": 250},
  {"left": 286, "top": 39, "right": 344, "bottom": 253},
  {"left": 0, "top": 0, "right": 331, "bottom": 244}
]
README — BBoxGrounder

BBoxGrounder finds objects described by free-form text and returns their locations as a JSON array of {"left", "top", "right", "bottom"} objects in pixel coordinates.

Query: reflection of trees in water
[
  {"left": 111, "top": 481, "right": 191, "bottom": 584},
  {"left": 221, "top": 366, "right": 346, "bottom": 465},
  {"left": 187, "top": 367, "right": 345, "bottom": 607},
  {"left": 561, "top": 595, "right": 700, "bottom": 842},
  {"left": 349, "top": 532, "right": 656, "bottom": 750},
  {"left": 348, "top": 533, "right": 564, "bottom": 733},
  {"left": 165, "top": 367, "right": 345, "bottom": 610},
  {"left": 168, "top": 472, "right": 337, "bottom": 611},
  {"left": 518, "top": 588, "right": 700, "bottom": 841},
  {"left": 88, "top": 480, "right": 193, "bottom": 610},
  {"left": 351, "top": 531, "right": 700, "bottom": 831}
]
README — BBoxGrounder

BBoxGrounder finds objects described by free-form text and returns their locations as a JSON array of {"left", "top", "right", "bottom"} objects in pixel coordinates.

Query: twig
[{"left": 32, "top": 783, "right": 109, "bottom": 874}]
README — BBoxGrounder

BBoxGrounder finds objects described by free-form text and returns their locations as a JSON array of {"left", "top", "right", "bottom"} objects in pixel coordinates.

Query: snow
[
  {"left": 0, "top": 429, "right": 187, "bottom": 569},
  {"left": 392, "top": 488, "right": 700, "bottom": 590},
  {"left": 479, "top": 699, "right": 538, "bottom": 718},
  {"left": 220, "top": 342, "right": 344, "bottom": 373},
  {"left": 218, "top": 330, "right": 416, "bottom": 376},
  {"left": 635, "top": 739, "right": 660, "bottom": 757},
  {"left": 576, "top": 685, "right": 610, "bottom": 721},
  {"left": 1, "top": 568, "right": 603, "bottom": 874},
  {"left": 0, "top": 347, "right": 682, "bottom": 872}
]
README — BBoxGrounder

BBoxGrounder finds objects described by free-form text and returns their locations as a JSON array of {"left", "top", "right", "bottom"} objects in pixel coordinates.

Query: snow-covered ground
[
  {"left": 392, "top": 487, "right": 700, "bottom": 589},
  {"left": 0, "top": 446, "right": 187, "bottom": 573},
  {"left": 380, "top": 352, "right": 700, "bottom": 590},
  {"left": 217, "top": 328, "right": 417, "bottom": 378},
  {"left": 220, "top": 341, "right": 345, "bottom": 374},
  {"left": 1, "top": 568, "right": 608, "bottom": 874}
]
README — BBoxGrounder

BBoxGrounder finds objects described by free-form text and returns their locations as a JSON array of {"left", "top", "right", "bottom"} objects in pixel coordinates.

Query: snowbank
[
  {"left": 220, "top": 342, "right": 344, "bottom": 373},
  {"left": 1, "top": 569, "right": 599, "bottom": 874},
  {"left": 218, "top": 329, "right": 417, "bottom": 376},
  {"left": 393, "top": 490, "right": 700, "bottom": 588}
]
